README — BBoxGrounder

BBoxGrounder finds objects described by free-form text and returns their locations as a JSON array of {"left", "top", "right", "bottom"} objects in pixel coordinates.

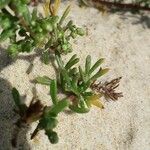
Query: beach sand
[{"left": 0, "top": 1, "right": 150, "bottom": 150}]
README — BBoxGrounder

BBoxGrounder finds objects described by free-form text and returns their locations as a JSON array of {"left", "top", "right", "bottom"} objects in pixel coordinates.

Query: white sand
[{"left": 0, "top": 1, "right": 150, "bottom": 150}]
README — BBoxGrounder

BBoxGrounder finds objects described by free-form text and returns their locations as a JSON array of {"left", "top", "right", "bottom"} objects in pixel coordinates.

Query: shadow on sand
[
  {"left": 0, "top": 48, "right": 32, "bottom": 150},
  {"left": 0, "top": 77, "right": 32, "bottom": 150},
  {"left": 109, "top": 8, "right": 150, "bottom": 28}
]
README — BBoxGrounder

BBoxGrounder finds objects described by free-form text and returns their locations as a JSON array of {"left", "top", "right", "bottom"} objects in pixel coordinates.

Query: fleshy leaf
[
  {"left": 50, "top": 80, "right": 58, "bottom": 105},
  {"left": 35, "top": 76, "right": 52, "bottom": 85}
]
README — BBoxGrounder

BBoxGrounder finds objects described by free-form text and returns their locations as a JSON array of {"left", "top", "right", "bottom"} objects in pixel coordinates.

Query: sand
[{"left": 0, "top": 1, "right": 150, "bottom": 150}]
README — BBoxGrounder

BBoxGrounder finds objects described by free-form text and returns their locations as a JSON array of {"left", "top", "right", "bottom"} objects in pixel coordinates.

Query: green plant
[
  {"left": 0, "top": 0, "right": 85, "bottom": 64},
  {"left": 12, "top": 54, "right": 112, "bottom": 145},
  {"left": 0, "top": 0, "right": 122, "bottom": 146}
]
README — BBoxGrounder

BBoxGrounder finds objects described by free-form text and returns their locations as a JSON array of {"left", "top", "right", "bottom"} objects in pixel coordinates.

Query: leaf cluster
[
  {"left": 36, "top": 54, "right": 109, "bottom": 114},
  {"left": 4, "top": 0, "right": 122, "bottom": 146},
  {"left": 0, "top": 0, "right": 85, "bottom": 63}
]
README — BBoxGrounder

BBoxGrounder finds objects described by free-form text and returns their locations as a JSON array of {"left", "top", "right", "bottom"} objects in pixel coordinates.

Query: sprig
[
  {"left": 36, "top": 54, "right": 109, "bottom": 114},
  {"left": 0, "top": 0, "right": 85, "bottom": 63},
  {"left": 31, "top": 80, "right": 69, "bottom": 144},
  {"left": 7, "top": 0, "right": 123, "bottom": 146}
]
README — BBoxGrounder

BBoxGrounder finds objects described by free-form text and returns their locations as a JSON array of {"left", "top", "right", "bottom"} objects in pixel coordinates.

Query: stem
[{"left": 92, "top": 0, "right": 150, "bottom": 11}]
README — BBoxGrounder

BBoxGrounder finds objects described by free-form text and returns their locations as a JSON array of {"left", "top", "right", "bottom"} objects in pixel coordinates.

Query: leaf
[
  {"left": 50, "top": 80, "right": 58, "bottom": 105},
  {"left": 0, "top": 29, "right": 14, "bottom": 42},
  {"left": 68, "top": 67, "right": 78, "bottom": 76},
  {"left": 12, "top": 88, "right": 26, "bottom": 114},
  {"left": 69, "top": 105, "right": 90, "bottom": 113},
  {"left": 49, "top": 98, "right": 69, "bottom": 116},
  {"left": 0, "top": 0, "right": 11, "bottom": 9},
  {"left": 61, "top": 69, "right": 71, "bottom": 86},
  {"left": 83, "top": 92, "right": 93, "bottom": 97},
  {"left": 85, "top": 55, "right": 91, "bottom": 75},
  {"left": 65, "top": 58, "right": 79, "bottom": 70},
  {"left": 59, "top": 5, "right": 70, "bottom": 25},
  {"left": 55, "top": 55, "right": 64, "bottom": 69},
  {"left": 87, "top": 94, "right": 104, "bottom": 109},
  {"left": 16, "top": 3, "right": 31, "bottom": 25},
  {"left": 35, "top": 76, "right": 52, "bottom": 85},
  {"left": 90, "top": 68, "right": 109, "bottom": 81},
  {"left": 65, "top": 54, "right": 77, "bottom": 69},
  {"left": 79, "top": 66, "right": 85, "bottom": 82},
  {"left": 71, "top": 75, "right": 80, "bottom": 95},
  {"left": 23, "top": 6, "right": 31, "bottom": 25},
  {"left": 32, "top": 8, "right": 38, "bottom": 21},
  {"left": 90, "top": 99, "right": 104, "bottom": 109},
  {"left": 89, "top": 58, "right": 105, "bottom": 75},
  {"left": 39, "top": 117, "right": 58, "bottom": 130}
]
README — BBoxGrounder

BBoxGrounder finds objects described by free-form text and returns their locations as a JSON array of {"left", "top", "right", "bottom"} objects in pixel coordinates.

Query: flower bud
[
  {"left": 42, "top": 21, "right": 53, "bottom": 32},
  {"left": 71, "top": 32, "right": 77, "bottom": 39},
  {"left": 76, "top": 28, "right": 85, "bottom": 36}
]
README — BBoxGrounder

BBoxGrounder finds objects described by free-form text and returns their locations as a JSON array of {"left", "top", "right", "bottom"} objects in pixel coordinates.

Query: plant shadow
[
  {"left": 0, "top": 46, "right": 42, "bottom": 74},
  {"left": 109, "top": 8, "right": 150, "bottom": 28},
  {"left": 0, "top": 77, "right": 31, "bottom": 150}
]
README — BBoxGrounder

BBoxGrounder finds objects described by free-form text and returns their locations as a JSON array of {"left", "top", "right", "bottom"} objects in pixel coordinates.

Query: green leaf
[
  {"left": 0, "top": 29, "right": 14, "bottom": 42},
  {"left": 50, "top": 80, "right": 58, "bottom": 105},
  {"left": 85, "top": 55, "right": 91, "bottom": 75},
  {"left": 79, "top": 66, "right": 85, "bottom": 82},
  {"left": 39, "top": 117, "right": 58, "bottom": 130},
  {"left": 12, "top": 88, "right": 26, "bottom": 114},
  {"left": 65, "top": 54, "right": 77, "bottom": 69},
  {"left": 32, "top": 8, "right": 38, "bottom": 21},
  {"left": 69, "top": 105, "right": 90, "bottom": 113},
  {"left": 90, "top": 68, "right": 109, "bottom": 81},
  {"left": 35, "top": 76, "right": 52, "bottom": 85},
  {"left": 65, "top": 58, "right": 79, "bottom": 70},
  {"left": 7, "top": 44, "right": 19, "bottom": 58},
  {"left": 0, "top": 0, "right": 11, "bottom": 9},
  {"left": 17, "top": 4, "right": 31, "bottom": 25},
  {"left": 68, "top": 67, "right": 78, "bottom": 76},
  {"left": 56, "top": 55, "right": 64, "bottom": 69},
  {"left": 61, "top": 69, "right": 71, "bottom": 86},
  {"left": 21, "top": 40, "right": 33, "bottom": 52},
  {"left": 89, "top": 58, "right": 105, "bottom": 75},
  {"left": 59, "top": 5, "right": 70, "bottom": 25},
  {"left": 83, "top": 92, "right": 93, "bottom": 97},
  {"left": 49, "top": 98, "right": 69, "bottom": 116},
  {"left": 71, "top": 75, "right": 80, "bottom": 95}
]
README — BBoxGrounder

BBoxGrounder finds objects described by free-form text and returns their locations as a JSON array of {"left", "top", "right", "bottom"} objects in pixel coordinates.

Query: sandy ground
[{"left": 0, "top": 1, "right": 150, "bottom": 150}]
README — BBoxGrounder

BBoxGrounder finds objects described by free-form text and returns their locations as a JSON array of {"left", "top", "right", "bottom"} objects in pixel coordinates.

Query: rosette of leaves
[
  {"left": 0, "top": 0, "right": 85, "bottom": 63},
  {"left": 36, "top": 54, "right": 109, "bottom": 113},
  {"left": 55, "top": 54, "right": 109, "bottom": 113}
]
